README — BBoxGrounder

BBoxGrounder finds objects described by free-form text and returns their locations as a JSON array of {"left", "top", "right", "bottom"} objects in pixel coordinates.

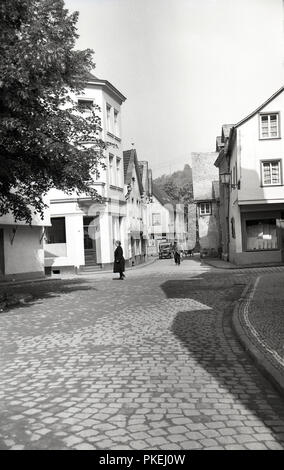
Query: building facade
[
  {"left": 191, "top": 152, "right": 220, "bottom": 257},
  {"left": 215, "top": 87, "right": 284, "bottom": 265},
  {"left": 123, "top": 149, "right": 147, "bottom": 266},
  {"left": 147, "top": 183, "right": 187, "bottom": 254},
  {"left": 44, "top": 73, "right": 127, "bottom": 273},
  {"left": 0, "top": 207, "right": 50, "bottom": 280}
]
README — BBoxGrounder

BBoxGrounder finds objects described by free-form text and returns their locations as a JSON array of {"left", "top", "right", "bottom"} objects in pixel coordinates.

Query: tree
[{"left": 0, "top": 0, "right": 105, "bottom": 223}]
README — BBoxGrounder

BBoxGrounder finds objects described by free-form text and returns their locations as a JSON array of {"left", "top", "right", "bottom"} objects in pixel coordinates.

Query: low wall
[{"left": 232, "top": 250, "right": 282, "bottom": 265}]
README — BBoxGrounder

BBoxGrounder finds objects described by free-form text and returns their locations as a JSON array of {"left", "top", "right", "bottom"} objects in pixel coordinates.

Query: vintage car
[{"left": 158, "top": 242, "right": 173, "bottom": 259}]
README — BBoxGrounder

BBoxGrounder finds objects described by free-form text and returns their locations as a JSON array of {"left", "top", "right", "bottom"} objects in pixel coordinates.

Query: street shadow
[
  {"left": 0, "top": 278, "right": 97, "bottom": 313},
  {"left": 160, "top": 275, "right": 284, "bottom": 445}
]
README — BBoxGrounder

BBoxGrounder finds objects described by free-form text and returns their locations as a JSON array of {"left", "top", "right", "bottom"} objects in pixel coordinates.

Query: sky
[{"left": 65, "top": 0, "right": 284, "bottom": 177}]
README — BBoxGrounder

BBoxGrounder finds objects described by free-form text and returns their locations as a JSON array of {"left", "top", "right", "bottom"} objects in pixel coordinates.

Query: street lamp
[{"left": 220, "top": 172, "right": 240, "bottom": 189}]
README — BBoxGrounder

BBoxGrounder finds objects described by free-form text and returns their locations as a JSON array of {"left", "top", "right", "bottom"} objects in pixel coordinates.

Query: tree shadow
[
  {"left": 0, "top": 278, "right": 97, "bottom": 313},
  {"left": 160, "top": 275, "right": 284, "bottom": 446}
]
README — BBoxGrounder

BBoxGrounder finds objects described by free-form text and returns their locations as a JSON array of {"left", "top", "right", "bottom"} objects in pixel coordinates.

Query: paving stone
[{"left": 245, "top": 442, "right": 267, "bottom": 450}]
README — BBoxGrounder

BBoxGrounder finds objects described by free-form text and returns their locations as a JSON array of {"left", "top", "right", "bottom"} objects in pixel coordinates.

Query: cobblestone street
[{"left": 1, "top": 259, "right": 284, "bottom": 450}]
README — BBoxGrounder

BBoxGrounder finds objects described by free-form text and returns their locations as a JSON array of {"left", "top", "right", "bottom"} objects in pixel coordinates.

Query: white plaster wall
[
  {"left": 4, "top": 226, "right": 44, "bottom": 274},
  {"left": 238, "top": 92, "right": 284, "bottom": 202},
  {"left": 45, "top": 214, "right": 84, "bottom": 268}
]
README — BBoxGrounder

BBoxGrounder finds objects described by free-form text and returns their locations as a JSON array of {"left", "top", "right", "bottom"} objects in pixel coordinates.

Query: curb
[
  {"left": 232, "top": 278, "right": 284, "bottom": 399},
  {"left": 202, "top": 259, "right": 284, "bottom": 270}
]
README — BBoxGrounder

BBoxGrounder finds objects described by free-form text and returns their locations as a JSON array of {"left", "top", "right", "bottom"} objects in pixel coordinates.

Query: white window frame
[
  {"left": 199, "top": 202, "right": 211, "bottom": 215},
  {"left": 261, "top": 160, "right": 281, "bottom": 186},
  {"left": 259, "top": 113, "right": 280, "bottom": 139}
]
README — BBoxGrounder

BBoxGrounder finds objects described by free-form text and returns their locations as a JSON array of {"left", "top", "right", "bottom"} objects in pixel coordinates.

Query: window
[
  {"left": 116, "top": 158, "right": 121, "bottom": 187},
  {"left": 46, "top": 217, "right": 66, "bottom": 244},
  {"left": 199, "top": 202, "right": 211, "bottom": 215},
  {"left": 114, "top": 109, "right": 119, "bottom": 136},
  {"left": 260, "top": 113, "right": 280, "bottom": 139},
  {"left": 152, "top": 213, "right": 161, "bottom": 226},
  {"left": 106, "top": 104, "right": 112, "bottom": 132},
  {"left": 109, "top": 155, "right": 115, "bottom": 185},
  {"left": 261, "top": 160, "right": 281, "bottom": 186},
  {"left": 245, "top": 219, "right": 278, "bottom": 250},
  {"left": 78, "top": 99, "right": 93, "bottom": 112}
]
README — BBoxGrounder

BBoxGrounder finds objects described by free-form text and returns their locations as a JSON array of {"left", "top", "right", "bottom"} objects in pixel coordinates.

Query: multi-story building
[
  {"left": 44, "top": 73, "right": 127, "bottom": 273},
  {"left": 123, "top": 148, "right": 147, "bottom": 266},
  {"left": 147, "top": 183, "right": 187, "bottom": 254},
  {"left": 215, "top": 86, "right": 284, "bottom": 265},
  {"left": 191, "top": 152, "right": 220, "bottom": 257}
]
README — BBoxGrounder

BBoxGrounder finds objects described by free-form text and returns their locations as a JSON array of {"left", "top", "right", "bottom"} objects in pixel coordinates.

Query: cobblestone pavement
[
  {"left": 248, "top": 273, "right": 284, "bottom": 363},
  {"left": 1, "top": 259, "right": 284, "bottom": 450}
]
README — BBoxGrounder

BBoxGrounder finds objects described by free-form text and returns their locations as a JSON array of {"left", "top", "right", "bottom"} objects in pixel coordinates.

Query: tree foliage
[
  {"left": 154, "top": 164, "right": 194, "bottom": 204},
  {"left": 0, "top": 0, "right": 105, "bottom": 223}
]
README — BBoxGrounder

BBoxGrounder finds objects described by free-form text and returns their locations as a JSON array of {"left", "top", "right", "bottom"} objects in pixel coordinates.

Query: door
[
  {"left": 0, "top": 229, "right": 4, "bottom": 275},
  {"left": 83, "top": 216, "right": 99, "bottom": 265}
]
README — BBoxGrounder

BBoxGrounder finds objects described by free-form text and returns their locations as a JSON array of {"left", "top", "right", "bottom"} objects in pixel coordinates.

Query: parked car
[{"left": 158, "top": 242, "right": 173, "bottom": 259}]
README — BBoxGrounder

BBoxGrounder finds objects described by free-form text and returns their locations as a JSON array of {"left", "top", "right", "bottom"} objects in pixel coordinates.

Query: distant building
[
  {"left": 148, "top": 183, "right": 187, "bottom": 254},
  {"left": 123, "top": 148, "right": 147, "bottom": 266},
  {"left": 215, "top": 86, "right": 284, "bottom": 265},
  {"left": 44, "top": 73, "right": 127, "bottom": 273},
  {"left": 191, "top": 152, "right": 220, "bottom": 257}
]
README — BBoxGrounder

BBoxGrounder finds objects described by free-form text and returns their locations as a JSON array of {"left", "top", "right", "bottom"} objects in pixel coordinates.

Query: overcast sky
[{"left": 65, "top": 0, "right": 284, "bottom": 177}]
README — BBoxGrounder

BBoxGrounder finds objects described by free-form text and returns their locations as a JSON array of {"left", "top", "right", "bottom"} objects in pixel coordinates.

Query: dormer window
[{"left": 259, "top": 113, "right": 280, "bottom": 139}]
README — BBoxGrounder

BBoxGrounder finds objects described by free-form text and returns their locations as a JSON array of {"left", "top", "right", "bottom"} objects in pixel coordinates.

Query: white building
[
  {"left": 44, "top": 73, "right": 127, "bottom": 273},
  {"left": 123, "top": 149, "right": 147, "bottom": 266},
  {"left": 148, "top": 183, "right": 187, "bottom": 253},
  {"left": 215, "top": 86, "right": 284, "bottom": 265},
  {"left": 0, "top": 207, "right": 50, "bottom": 280}
]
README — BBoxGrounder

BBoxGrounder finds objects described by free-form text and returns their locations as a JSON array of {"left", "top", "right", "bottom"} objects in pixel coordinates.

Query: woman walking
[{"left": 113, "top": 240, "right": 125, "bottom": 280}]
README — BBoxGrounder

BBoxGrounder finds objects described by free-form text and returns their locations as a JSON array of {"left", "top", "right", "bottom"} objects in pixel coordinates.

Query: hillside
[{"left": 153, "top": 164, "right": 193, "bottom": 203}]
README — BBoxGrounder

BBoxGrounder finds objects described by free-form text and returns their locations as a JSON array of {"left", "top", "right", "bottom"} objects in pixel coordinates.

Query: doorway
[{"left": 83, "top": 216, "right": 99, "bottom": 266}]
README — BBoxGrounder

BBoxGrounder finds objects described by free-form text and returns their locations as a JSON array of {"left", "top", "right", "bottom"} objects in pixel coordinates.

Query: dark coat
[{"left": 113, "top": 246, "right": 125, "bottom": 273}]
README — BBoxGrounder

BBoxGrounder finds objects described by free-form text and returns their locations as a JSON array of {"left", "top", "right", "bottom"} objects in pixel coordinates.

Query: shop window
[
  {"left": 46, "top": 217, "right": 66, "bottom": 244},
  {"left": 245, "top": 219, "right": 278, "bottom": 251}
]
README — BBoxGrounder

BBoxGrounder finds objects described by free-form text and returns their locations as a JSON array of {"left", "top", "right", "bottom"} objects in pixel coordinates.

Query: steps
[
  {"left": 84, "top": 249, "right": 97, "bottom": 266},
  {"left": 80, "top": 264, "right": 102, "bottom": 273}
]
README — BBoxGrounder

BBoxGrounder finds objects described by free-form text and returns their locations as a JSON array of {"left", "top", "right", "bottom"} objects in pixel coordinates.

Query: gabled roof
[
  {"left": 152, "top": 183, "right": 175, "bottom": 207},
  {"left": 83, "top": 71, "right": 127, "bottom": 104},
  {"left": 234, "top": 85, "right": 284, "bottom": 129},
  {"left": 123, "top": 149, "right": 144, "bottom": 195}
]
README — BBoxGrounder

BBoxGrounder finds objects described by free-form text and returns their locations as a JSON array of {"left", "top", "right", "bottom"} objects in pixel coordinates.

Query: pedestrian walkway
[{"left": 233, "top": 272, "right": 284, "bottom": 397}]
